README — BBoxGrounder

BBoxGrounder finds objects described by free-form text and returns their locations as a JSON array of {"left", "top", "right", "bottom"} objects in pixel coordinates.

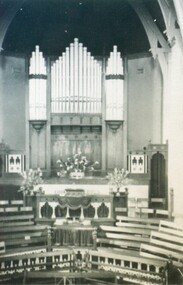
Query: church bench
[
  {"left": 0, "top": 224, "right": 47, "bottom": 235},
  {"left": 159, "top": 220, "right": 183, "bottom": 237},
  {"left": 98, "top": 225, "right": 150, "bottom": 250},
  {"left": 0, "top": 220, "right": 34, "bottom": 227},
  {"left": 0, "top": 207, "right": 47, "bottom": 253},
  {"left": 0, "top": 229, "right": 47, "bottom": 241},
  {"left": 140, "top": 220, "right": 183, "bottom": 267},
  {"left": 0, "top": 202, "right": 33, "bottom": 216},
  {"left": 97, "top": 237, "right": 144, "bottom": 250},
  {"left": 100, "top": 225, "right": 151, "bottom": 236},
  {"left": 0, "top": 214, "right": 34, "bottom": 223},
  {"left": 0, "top": 214, "right": 34, "bottom": 228},
  {"left": 115, "top": 215, "right": 160, "bottom": 230},
  {"left": 140, "top": 243, "right": 183, "bottom": 267},
  {"left": 104, "top": 232, "right": 149, "bottom": 243},
  {"left": 150, "top": 231, "right": 183, "bottom": 253},
  {"left": 4, "top": 236, "right": 47, "bottom": 248}
]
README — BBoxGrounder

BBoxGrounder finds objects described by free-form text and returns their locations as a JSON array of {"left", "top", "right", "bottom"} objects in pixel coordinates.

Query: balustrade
[{"left": 37, "top": 196, "right": 112, "bottom": 221}]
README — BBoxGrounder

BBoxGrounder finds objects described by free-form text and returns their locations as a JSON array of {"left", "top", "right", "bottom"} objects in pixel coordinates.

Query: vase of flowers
[
  {"left": 57, "top": 152, "right": 99, "bottom": 179},
  {"left": 18, "top": 168, "right": 44, "bottom": 205},
  {"left": 107, "top": 168, "right": 129, "bottom": 195}
]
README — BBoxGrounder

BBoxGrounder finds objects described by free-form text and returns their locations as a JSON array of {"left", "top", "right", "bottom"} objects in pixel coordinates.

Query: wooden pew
[
  {"left": 159, "top": 220, "right": 183, "bottom": 237},
  {"left": 140, "top": 221, "right": 183, "bottom": 267},
  {"left": 97, "top": 225, "right": 150, "bottom": 250},
  {"left": 115, "top": 215, "right": 160, "bottom": 231},
  {"left": 0, "top": 201, "right": 48, "bottom": 253}
]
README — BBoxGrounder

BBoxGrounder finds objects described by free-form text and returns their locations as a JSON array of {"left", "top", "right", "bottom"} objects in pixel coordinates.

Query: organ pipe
[
  {"left": 79, "top": 43, "right": 83, "bottom": 113},
  {"left": 105, "top": 45, "right": 124, "bottom": 121},
  {"left": 65, "top": 48, "right": 70, "bottom": 113},
  {"left": 29, "top": 46, "right": 47, "bottom": 120},
  {"left": 70, "top": 43, "right": 74, "bottom": 113},
  {"left": 50, "top": 38, "right": 102, "bottom": 114}
]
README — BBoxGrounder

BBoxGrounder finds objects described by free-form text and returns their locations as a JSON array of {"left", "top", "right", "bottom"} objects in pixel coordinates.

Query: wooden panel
[
  {"left": 141, "top": 208, "right": 154, "bottom": 214},
  {"left": 115, "top": 207, "right": 127, "bottom": 212},
  {"left": 11, "top": 200, "right": 24, "bottom": 205},
  {"left": 4, "top": 207, "right": 18, "bottom": 213},
  {"left": 106, "top": 124, "right": 123, "bottom": 169},
  {"left": 20, "top": 206, "right": 33, "bottom": 212},
  {"left": 0, "top": 201, "right": 9, "bottom": 205},
  {"left": 30, "top": 125, "right": 46, "bottom": 169},
  {"left": 51, "top": 131, "right": 101, "bottom": 168},
  {"left": 156, "top": 209, "right": 169, "bottom": 215}
]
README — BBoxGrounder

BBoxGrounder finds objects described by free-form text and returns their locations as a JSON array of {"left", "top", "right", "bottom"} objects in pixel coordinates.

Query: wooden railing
[{"left": 0, "top": 247, "right": 166, "bottom": 285}]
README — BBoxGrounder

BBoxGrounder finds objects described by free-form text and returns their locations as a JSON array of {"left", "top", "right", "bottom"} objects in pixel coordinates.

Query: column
[{"left": 163, "top": 42, "right": 183, "bottom": 221}]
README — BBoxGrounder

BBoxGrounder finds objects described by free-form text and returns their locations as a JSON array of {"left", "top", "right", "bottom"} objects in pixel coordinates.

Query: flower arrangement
[
  {"left": 107, "top": 168, "right": 129, "bottom": 193},
  {"left": 57, "top": 152, "right": 99, "bottom": 177},
  {"left": 18, "top": 168, "right": 43, "bottom": 195}
]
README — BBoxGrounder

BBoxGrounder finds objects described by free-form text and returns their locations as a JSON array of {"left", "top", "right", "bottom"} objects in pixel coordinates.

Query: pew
[
  {"left": 0, "top": 200, "right": 48, "bottom": 254},
  {"left": 115, "top": 215, "right": 161, "bottom": 230},
  {"left": 97, "top": 225, "right": 150, "bottom": 250},
  {"left": 140, "top": 221, "right": 183, "bottom": 267},
  {"left": 97, "top": 215, "right": 173, "bottom": 250}
]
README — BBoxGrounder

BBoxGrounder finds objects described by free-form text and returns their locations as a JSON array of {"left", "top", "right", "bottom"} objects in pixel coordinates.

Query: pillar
[{"left": 163, "top": 41, "right": 183, "bottom": 221}]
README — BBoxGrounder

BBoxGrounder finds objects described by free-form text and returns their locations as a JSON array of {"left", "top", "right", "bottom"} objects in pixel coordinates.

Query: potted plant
[
  {"left": 18, "top": 168, "right": 44, "bottom": 204},
  {"left": 57, "top": 152, "right": 99, "bottom": 179},
  {"left": 107, "top": 168, "right": 129, "bottom": 195}
]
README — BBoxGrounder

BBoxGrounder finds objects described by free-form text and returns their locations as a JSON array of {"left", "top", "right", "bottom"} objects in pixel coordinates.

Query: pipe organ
[
  {"left": 105, "top": 46, "right": 124, "bottom": 121},
  {"left": 29, "top": 46, "right": 47, "bottom": 120},
  {"left": 28, "top": 40, "right": 126, "bottom": 172},
  {"left": 51, "top": 38, "right": 102, "bottom": 114}
]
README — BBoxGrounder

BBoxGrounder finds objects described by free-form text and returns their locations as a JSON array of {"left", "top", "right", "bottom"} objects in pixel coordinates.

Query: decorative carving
[
  {"left": 83, "top": 204, "right": 95, "bottom": 218},
  {"left": 41, "top": 202, "right": 53, "bottom": 218},
  {"left": 55, "top": 205, "right": 67, "bottom": 218},
  {"left": 97, "top": 202, "right": 109, "bottom": 218},
  {"left": 30, "top": 120, "right": 46, "bottom": 133},
  {"left": 106, "top": 120, "right": 123, "bottom": 133}
]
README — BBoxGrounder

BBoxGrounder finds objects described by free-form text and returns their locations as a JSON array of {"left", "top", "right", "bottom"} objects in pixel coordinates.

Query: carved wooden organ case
[{"left": 27, "top": 39, "right": 126, "bottom": 173}]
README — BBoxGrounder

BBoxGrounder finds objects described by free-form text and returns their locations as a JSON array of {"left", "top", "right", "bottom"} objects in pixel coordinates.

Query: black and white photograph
[{"left": 0, "top": 0, "right": 183, "bottom": 284}]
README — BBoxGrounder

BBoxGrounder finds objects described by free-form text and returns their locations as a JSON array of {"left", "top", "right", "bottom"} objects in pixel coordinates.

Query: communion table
[{"left": 55, "top": 223, "right": 94, "bottom": 246}]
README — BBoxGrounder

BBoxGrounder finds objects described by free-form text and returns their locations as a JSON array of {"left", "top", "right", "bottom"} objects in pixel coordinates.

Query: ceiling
[{"left": 1, "top": 0, "right": 166, "bottom": 57}]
